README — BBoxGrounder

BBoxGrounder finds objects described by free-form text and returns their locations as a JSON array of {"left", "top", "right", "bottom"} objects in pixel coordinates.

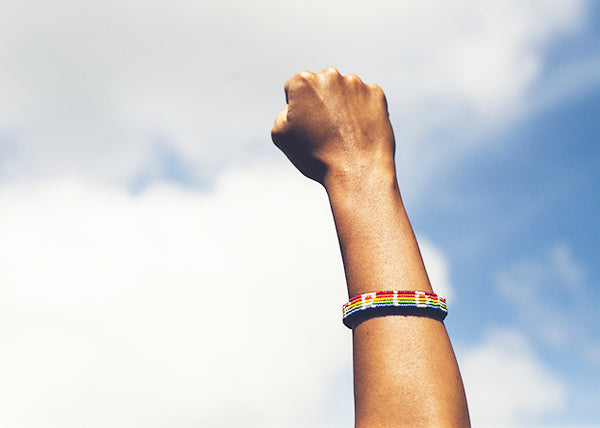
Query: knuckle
[
  {"left": 286, "top": 70, "right": 314, "bottom": 92},
  {"left": 320, "top": 66, "right": 342, "bottom": 83},
  {"left": 322, "top": 66, "right": 340, "bottom": 76},
  {"left": 367, "top": 83, "right": 385, "bottom": 98},
  {"left": 345, "top": 73, "right": 363, "bottom": 86},
  {"left": 297, "top": 69, "right": 314, "bottom": 80}
]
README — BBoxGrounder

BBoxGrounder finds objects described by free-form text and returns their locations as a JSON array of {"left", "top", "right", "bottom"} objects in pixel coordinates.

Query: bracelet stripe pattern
[{"left": 342, "top": 290, "right": 448, "bottom": 328}]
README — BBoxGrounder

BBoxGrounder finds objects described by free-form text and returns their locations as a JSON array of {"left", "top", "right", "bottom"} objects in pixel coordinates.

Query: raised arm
[{"left": 272, "top": 67, "right": 470, "bottom": 427}]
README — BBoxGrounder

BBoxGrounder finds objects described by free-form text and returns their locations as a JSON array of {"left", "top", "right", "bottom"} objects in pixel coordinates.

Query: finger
[
  {"left": 271, "top": 104, "right": 290, "bottom": 145},
  {"left": 367, "top": 83, "right": 389, "bottom": 112},
  {"left": 366, "top": 83, "right": 382, "bottom": 92}
]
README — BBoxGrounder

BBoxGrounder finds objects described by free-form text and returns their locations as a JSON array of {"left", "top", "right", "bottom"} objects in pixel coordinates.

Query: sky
[{"left": 0, "top": 0, "right": 599, "bottom": 426}]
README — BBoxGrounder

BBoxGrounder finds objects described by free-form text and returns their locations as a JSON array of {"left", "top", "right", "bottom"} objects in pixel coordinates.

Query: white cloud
[
  {"left": 419, "top": 237, "right": 454, "bottom": 302},
  {"left": 459, "top": 329, "right": 567, "bottom": 427},
  {"left": 0, "top": 164, "right": 349, "bottom": 427},
  {"left": 0, "top": 0, "right": 589, "bottom": 184},
  {"left": 0, "top": 162, "right": 463, "bottom": 426}
]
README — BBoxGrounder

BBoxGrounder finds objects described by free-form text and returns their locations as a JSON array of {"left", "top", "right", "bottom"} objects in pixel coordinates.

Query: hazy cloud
[
  {"left": 0, "top": 0, "right": 589, "bottom": 185},
  {"left": 460, "top": 329, "right": 566, "bottom": 427},
  {"left": 420, "top": 237, "right": 454, "bottom": 302},
  {"left": 495, "top": 243, "right": 598, "bottom": 361}
]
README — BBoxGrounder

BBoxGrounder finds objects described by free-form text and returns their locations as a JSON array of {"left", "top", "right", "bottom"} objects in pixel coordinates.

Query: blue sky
[
  {"left": 0, "top": 1, "right": 599, "bottom": 426},
  {"left": 427, "top": 83, "right": 600, "bottom": 426},
  {"left": 412, "top": 32, "right": 600, "bottom": 424}
]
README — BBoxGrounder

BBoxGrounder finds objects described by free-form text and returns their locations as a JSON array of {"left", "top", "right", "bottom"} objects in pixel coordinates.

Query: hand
[{"left": 271, "top": 67, "right": 396, "bottom": 188}]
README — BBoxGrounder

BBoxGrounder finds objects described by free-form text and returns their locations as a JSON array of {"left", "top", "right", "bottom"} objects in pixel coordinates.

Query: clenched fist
[{"left": 271, "top": 67, "right": 397, "bottom": 188}]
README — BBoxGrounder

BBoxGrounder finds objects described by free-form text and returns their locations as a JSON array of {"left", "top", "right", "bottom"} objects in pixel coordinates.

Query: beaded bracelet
[{"left": 342, "top": 290, "right": 448, "bottom": 329}]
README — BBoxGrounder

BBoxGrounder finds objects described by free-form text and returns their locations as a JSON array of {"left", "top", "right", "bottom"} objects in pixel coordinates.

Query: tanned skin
[{"left": 272, "top": 67, "right": 470, "bottom": 428}]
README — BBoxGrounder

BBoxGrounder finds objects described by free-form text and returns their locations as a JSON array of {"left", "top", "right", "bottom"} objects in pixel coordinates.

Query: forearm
[
  {"left": 325, "top": 166, "right": 430, "bottom": 298},
  {"left": 326, "top": 169, "right": 470, "bottom": 427}
]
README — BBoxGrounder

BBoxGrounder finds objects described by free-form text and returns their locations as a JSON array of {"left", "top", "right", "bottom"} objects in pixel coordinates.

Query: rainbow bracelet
[{"left": 342, "top": 290, "right": 448, "bottom": 329}]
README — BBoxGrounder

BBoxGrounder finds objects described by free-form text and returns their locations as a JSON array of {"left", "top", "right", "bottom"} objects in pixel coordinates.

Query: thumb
[{"left": 271, "top": 104, "right": 290, "bottom": 146}]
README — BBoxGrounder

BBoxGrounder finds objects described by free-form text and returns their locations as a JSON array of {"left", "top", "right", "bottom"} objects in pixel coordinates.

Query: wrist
[{"left": 324, "top": 162, "right": 399, "bottom": 208}]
